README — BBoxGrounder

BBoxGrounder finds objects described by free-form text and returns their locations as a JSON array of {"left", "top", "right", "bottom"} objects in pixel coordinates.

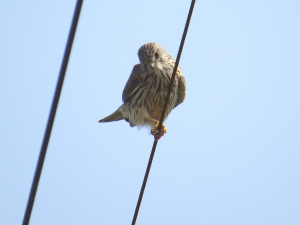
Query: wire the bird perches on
[{"left": 131, "top": 1, "right": 196, "bottom": 224}]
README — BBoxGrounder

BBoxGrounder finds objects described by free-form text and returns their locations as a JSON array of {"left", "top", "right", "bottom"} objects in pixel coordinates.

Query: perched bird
[{"left": 99, "top": 42, "right": 186, "bottom": 140}]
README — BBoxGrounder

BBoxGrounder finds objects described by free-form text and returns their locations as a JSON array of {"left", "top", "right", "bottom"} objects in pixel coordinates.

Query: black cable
[
  {"left": 22, "top": 1, "right": 83, "bottom": 224},
  {"left": 131, "top": 1, "right": 196, "bottom": 224}
]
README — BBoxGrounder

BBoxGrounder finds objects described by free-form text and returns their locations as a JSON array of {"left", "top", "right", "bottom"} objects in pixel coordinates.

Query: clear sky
[{"left": 1, "top": 1, "right": 300, "bottom": 224}]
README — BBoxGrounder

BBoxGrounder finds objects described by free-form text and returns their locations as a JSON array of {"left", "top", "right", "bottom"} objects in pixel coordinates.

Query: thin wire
[
  {"left": 22, "top": 1, "right": 83, "bottom": 224},
  {"left": 131, "top": 1, "right": 196, "bottom": 224},
  {"left": 131, "top": 140, "right": 158, "bottom": 225}
]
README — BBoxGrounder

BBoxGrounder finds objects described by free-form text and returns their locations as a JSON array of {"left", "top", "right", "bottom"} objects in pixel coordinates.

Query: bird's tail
[{"left": 98, "top": 109, "right": 124, "bottom": 123}]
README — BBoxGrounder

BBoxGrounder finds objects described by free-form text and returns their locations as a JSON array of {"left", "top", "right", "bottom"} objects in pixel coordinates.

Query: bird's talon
[
  {"left": 151, "top": 129, "right": 160, "bottom": 135},
  {"left": 151, "top": 124, "right": 167, "bottom": 140}
]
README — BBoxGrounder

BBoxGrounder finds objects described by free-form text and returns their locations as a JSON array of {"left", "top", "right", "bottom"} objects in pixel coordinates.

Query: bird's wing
[
  {"left": 122, "top": 64, "right": 144, "bottom": 102},
  {"left": 174, "top": 75, "right": 186, "bottom": 108}
]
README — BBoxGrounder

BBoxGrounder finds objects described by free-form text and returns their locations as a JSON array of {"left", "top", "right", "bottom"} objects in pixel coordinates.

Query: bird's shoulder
[
  {"left": 174, "top": 68, "right": 186, "bottom": 108},
  {"left": 122, "top": 64, "right": 145, "bottom": 102}
]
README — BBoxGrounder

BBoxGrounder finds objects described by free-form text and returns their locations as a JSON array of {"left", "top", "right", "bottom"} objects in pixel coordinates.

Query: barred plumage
[{"left": 99, "top": 42, "right": 186, "bottom": 139}]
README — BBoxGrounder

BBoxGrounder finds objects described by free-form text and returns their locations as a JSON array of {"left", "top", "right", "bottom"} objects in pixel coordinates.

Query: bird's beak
[{"left": 151, "top": 62, "right": 155, "bottom": 69}]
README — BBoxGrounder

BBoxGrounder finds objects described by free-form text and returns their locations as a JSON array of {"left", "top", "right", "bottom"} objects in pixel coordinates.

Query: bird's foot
[{"left": 151, "top": 123, "right": 167, "bottom": 140}]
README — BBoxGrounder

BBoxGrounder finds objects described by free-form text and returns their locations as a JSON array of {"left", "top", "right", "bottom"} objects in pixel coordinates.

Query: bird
[{"left": 99, "top": 42, "right": 186, "bottom": 140}]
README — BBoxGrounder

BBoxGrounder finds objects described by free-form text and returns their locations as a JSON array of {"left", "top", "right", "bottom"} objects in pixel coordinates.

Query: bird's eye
[{"left": 155, "top": 52, "right": 159, "bottom": 59}]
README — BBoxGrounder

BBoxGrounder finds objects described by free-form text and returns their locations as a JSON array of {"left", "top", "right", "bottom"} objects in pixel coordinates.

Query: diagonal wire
[
  {"left": 131, "top": 1, "right": 196, "bottom": 224},
  {"left": 22, "top": 1, "right": 83, "bottom": 224}
]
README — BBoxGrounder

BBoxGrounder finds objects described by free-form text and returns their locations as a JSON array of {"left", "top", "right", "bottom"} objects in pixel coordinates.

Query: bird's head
[{"left": 138, "top": 42, "right": 166, "bottom": 70}]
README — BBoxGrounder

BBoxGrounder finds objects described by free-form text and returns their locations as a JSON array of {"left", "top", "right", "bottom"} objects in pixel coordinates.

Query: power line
[
  {"left": 131, "top": 1, "right": 196, "bottom": 224},
  {"left": 22, "top": 1, "right": 83, "bottom": 224}
]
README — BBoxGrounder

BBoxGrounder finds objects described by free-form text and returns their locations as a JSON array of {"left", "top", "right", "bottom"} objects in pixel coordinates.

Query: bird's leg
[
  {"left": 144, "top": 116, "right": 167, "bottom": 140},
  {"left": 151, "top": 122, "right": 167, "bottom": 140}
]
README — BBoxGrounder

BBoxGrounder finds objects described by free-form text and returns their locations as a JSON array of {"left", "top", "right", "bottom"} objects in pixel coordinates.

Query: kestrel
[{"left": 99, "top": 42, "right": 186, "bottom": 140}]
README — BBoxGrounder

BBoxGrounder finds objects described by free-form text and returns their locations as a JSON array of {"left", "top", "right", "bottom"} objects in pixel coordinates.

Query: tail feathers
[{"left": 99, "top": 109, "right": 124, "bottom": 123}]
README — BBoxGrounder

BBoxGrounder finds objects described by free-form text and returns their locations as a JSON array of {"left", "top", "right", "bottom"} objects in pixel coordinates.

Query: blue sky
[{"left": 1, "top": 0, "right": 300, "bottom": 224}]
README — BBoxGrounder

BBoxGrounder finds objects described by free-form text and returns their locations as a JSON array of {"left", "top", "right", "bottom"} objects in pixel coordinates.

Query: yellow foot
[{"left": 151, "top": 123, "right": 167, "bottom": 140}]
